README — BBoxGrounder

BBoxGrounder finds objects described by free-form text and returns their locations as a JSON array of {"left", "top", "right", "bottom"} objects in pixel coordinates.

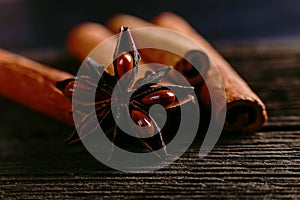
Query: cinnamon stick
[
  {"left": 106, "top": 15, "right": 209, "bottom": 87},
  {"left": 66, "top": 22, "right": 127, "bottom": 76},
  {"left": 66, "top": 22, "right": 114, "bottom": 62},
  {"left": 0, "top": 49, "right": 74, "bottom": 126},
  {"left": 106, "top": 13, "right": 268, "bottom": 133},
  {"left": 66, "top": 21, "right": 162, "bottom": 80}
]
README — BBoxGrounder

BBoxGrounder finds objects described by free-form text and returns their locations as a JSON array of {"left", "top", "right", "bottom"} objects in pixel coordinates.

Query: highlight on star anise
[{"left": 56, "top": 26, "right": 197, "bottom": 157}]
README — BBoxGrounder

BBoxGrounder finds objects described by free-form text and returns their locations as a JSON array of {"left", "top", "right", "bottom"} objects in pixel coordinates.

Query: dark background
[{"left": 1, "top": 0, "right": 300, "bottom": 52}]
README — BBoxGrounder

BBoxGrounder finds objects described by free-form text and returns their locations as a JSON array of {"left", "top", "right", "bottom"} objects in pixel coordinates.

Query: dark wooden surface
[{"left": 1, "top": 38, "right": 300, "bottom": 199}]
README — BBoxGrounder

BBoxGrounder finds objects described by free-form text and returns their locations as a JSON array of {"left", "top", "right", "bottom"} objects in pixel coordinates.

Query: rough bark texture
[
  {"left": 106, "top": 13, "right": 268, "bottom": 133},
  {"left": 0, "top": 49, "right": 74, "bottom": 126}
]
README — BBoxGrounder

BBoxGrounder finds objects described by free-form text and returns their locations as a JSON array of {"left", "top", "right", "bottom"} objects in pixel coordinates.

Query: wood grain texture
[{"left": 0, "top": 39, "right": 300, "bottom": 199}]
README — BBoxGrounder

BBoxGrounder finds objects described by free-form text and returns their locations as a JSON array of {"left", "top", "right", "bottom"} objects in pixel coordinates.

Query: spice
[
  {"left": 66, "top": 22, "right": 114, "bottom": 62},
  {"left": 0, "top": 49, "right": 74, "bottom": 126},
  {"left": 106, "top": 13, "right": 268, "bottom": 133},
  {"left": 57, "top": 26, "right": 196, "bottom": 154}
]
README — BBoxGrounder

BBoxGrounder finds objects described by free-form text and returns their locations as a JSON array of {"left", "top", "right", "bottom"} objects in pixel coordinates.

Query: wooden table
[{"left": 1, "top": 38, "right": 300, "bottom": 199}]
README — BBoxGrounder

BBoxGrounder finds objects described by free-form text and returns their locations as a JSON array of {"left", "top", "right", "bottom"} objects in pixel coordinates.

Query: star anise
[{"left": 56, "top": 26, "right": 196, "bottom": 157}]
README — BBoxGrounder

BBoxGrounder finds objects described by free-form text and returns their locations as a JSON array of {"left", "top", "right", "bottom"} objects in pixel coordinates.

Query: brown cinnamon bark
[
  {"left": 67, "top": 21, "right": 208, "bottom": 86},
  {"left": 106, "top": 13, "right": 268, "bottom": 133},
  {"left": 66, "top": 22, "right": 126, "bottom": 76},
  {"left": 66, "top": 22, "right": 114, "bottom": 62},
  {"left": 106, "top": 15, "right": 209, "bottom": 87},
  {"left": 0, "top": 49, "right": 74, "bottom": 126}
]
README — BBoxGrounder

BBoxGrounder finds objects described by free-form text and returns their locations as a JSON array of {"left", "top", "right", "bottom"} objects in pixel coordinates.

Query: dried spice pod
[
  {"left": 130, "top": 109, "right": 155, "bottom": 138},
  {"left": 106, "top": 13, "right": 268, "bottom": 133},
  {"left": 58, "top": 26, "right": 197, "bottom": 156},
  {"left": 140, "top": 89, "right": 176, "bottom": 106}
]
